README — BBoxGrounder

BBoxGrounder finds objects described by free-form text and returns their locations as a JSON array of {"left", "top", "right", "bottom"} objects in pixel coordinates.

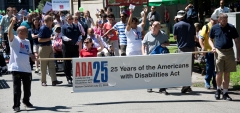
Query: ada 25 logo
[{"left": 75, "top": 61, "right": 108, "bottom": 83}]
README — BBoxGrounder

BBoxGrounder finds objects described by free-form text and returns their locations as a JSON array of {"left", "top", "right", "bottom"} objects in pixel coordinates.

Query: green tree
[{"left": 37, "top": 0, "right": 52, "bottom": 13}]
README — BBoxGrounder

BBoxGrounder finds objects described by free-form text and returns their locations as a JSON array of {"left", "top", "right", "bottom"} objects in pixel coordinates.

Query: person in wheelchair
[
  {"left": 85, "top": 28, "right": 110, "bottom": 57},
  {"left": 52, "top": 24, "right": 63, "bottom": 70}
]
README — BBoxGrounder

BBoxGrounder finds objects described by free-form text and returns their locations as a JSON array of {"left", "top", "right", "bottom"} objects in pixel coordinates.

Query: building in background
[{"left": 0, "top": 0, "right": 40, "bottom": 12}]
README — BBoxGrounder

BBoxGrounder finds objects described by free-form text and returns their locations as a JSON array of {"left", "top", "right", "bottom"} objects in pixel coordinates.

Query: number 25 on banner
[{"left": 75, "top": 61, "right": 108, "bottom": 83}]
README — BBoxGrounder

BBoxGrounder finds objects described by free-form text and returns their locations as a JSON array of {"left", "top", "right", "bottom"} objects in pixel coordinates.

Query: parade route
[{"left": 1, "top": 72, "right": 240, "bottom": 113}]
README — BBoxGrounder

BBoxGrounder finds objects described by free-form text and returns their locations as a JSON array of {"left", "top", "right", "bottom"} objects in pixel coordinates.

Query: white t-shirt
[
  {"left": 212, "top": 7, "right": 230, "bottom": 17},
  {"left": 125, "top": 24, "right": 143, "bottom": 56},
  {"left": 8, "top": 35, "right": 32, "bottom": 73}
]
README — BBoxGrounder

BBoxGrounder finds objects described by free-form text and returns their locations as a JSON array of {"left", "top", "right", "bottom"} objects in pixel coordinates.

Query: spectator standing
[
  {"left": 173, "top": 10, "right": 196, "bottom": 93},
  {"left": 199, "top": 14, "right": 218, "bottom": 89},
  {"left": 103, "top": 13, "right": 119, "bottom": 56},
  {"left": 139, "top": 10, "right": 150, "bottom": 38},
  {"left": 12, "top": 7, "right": 20, "bottom": 20},
  {"left": 0, "top": 7, "right": 13, "bottom": 55},
  {"left": 209, "top": 13, "right": 240, "bottom": 101},
  {"left": 61, "top": 14, "right": 82, "bottom": 84},
  {"left": 212, "top": 0, "right": 230, "bottom": 17},
  {"left": 73, "top": 16, "right": 85, "bottom": 36},
  {"left": 125, "top": 8, "right": 147, "bottom": 56},
  {"left": 84, "top": 10, "right": 95, "bottom": 28},
  {"left": 142, "top": 21, "right": 169, "bottom": 93},
  {"left": 31, "top": 17, "right": 41, "bottom": 73},
  {"left": 103, "top": 12, "right": 128, "bottom": 56},
  {"left": 8, "top": 17, "right": 35, "bottom": 112},
  {"left": 53, "top": 14, "right": 65, "bottom": 26},
  {"left": 21, "top": 14, "right": 34, "bottom": 70},
  {"left": 164, "top": 9, "right": 170, "bottom": 33},
  {"left": 147, "top": 6, "right": 160, "bottom": 26},
  {"left": 38, "top": 15, "right": 62, "bottom": 86}
]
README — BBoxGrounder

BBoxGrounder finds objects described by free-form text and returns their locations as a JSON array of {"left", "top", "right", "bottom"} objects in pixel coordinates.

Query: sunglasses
[
  {"left": 68, "top": 18, "right": 73, "bottom": 20},
  {"left": 84, "top": 42, "right": 89, "bottom": 44},
  {"left": 120, "top": 16, "right": 125, "bottom": 18}
]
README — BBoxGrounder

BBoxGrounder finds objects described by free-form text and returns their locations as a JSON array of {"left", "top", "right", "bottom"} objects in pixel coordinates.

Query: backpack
[
  {"left": 186, "top": 8, "right": 198, "bottom": 23},
  {"left": 53, "top": 34, "right": 63, "bottom": 52},
  {"left": 150, "top": 45, "right": 169, "bottom": 55}
]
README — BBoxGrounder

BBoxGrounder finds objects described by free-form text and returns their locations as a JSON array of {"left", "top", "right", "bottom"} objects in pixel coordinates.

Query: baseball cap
[
  {"left": 211, "top": 14, "right": 218, "bottom": 20},
  {"left": 175, "top": 10, "right": 186, "bottom": 18}
]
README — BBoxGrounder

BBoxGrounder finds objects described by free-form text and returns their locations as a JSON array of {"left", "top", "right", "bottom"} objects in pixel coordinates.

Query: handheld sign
[
  {"left": 72, "top": 53, "right": 192, "bottom": 92},
  {"left": 129, "top": 4, "right": 135, "bottom": 10}
]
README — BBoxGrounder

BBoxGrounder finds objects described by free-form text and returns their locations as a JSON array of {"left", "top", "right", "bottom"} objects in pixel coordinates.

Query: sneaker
[
  {"left": 181, "top": 86, "right": 191, "bottom": 93},
  {"left": 205, "top": 80, "right": 210, "bottom": 89},
  {"left": 34, "top": 69, "right": 39, "bottom": 73},
  {"left": 147, "top": 89, "right": 152, "bottom": 93},
  {"left": 159, "top": 88, "right": 169, "bottom": 95},
  {"left": 222, "top": 93, "right": 232, "bottom": 101},
  {"left": 215, "top": 89, "right": 221, "bottom": 100},
  {"left": 13, "top": 106, "right": 20, "bottom": 112},
  {"left": 22, "top": 101, "right": 33, "bottom": 108}
]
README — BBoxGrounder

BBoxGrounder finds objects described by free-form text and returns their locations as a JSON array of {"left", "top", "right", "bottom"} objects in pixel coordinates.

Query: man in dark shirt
[
  {"left": 209, "top": 13, "right": 240, "bottom": 101},
  {"left": 61, "top": 14, "right": 82, "bottom": 84},
  {"left": 38, "top": 15, "right": 62, "bottom": 86},
  {"left": 173, "top": 10, "right": 197, "bottom": 93}
]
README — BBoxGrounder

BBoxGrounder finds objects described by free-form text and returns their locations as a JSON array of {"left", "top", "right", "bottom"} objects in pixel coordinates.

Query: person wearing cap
[
  {"left": 61, "top": 14, "right": 82, "bottom": 84},
  {"left": 173, "top": 10, "right": 196, "bottom": 93},
  {"left": 199, "top": 14, "right": 218, "bottom": 89},
  {"left": 208, "top": 13, "right": 240, "bottom": 101},
  {"left": 38, "top": 15, "right": 63, "bottom": 86}
]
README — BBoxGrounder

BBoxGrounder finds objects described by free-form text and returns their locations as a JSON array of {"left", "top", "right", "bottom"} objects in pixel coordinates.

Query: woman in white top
[{"left": 125, "top": 7, "right": 148, "bottom": 56}]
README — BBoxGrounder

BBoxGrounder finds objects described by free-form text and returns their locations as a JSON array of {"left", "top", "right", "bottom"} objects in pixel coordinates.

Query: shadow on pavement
[
  {"left": 0, "top": 79, "right": 10, "bottom": 89},
  {"left": 25, "top": 106, "right": 72, "bottom": 112},
  {"left": 84, "top": 100, "right": 215, "bottom": 105},
  {"left": 169, "top": 91, "right": 240, "bottom": 96},
  {"left": 5, "top": 79, "right": 40, "bottom": 82}
]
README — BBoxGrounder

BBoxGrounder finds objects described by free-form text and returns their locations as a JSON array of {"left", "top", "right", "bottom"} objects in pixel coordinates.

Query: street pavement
[{"left": 0, "top": 71, "right": 240, "bottom": 113}]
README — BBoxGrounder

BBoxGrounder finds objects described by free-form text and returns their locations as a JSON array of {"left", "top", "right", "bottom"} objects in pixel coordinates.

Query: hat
[
  {"left": 54, "top": 24, "right": 61, "bottom": 32},
  {"left": 211, "top": 14, "right": 218, "bottom": 20},
  {"left": 175, "top": 10, "right": 186, "bottom": 18}
]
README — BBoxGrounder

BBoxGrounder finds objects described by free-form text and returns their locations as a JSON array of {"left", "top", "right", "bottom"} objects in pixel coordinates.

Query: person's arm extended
[
  {"left": 141, "top": 7, "right": 148, "bottom": 30},
  {"left": 234, "top": 38, "right": 240, "bottom": 61},
  {"left": 8, "top": 17, "right": 16, "bottom": 42},
  {"left": 208, "top": 38, "right": 215, "bottom": 52},
  {"left": 102, "top": 28, "right": 114, "bottom": 37},
  {"left": 142, "top": 44, "right": 146, "bottom": 55},
  {"left": 31, "top": 34, "right": 38, "bottom": 39},
  {"left": 126, "top": 9, "right": 133, "bottom": 31},
  {"left": 97, "top": 36, "right": 104, "bottom": 52}
]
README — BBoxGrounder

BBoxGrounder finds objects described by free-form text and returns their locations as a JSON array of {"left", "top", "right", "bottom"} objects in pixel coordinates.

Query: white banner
[
  {"left": 52, "top": 0, "right": 70, "bottom": 11},
  {"left": 72, "top": 53, "right": 192, "bottom": 92},
  {"left": 42, "top": 2, "right": 52, "bottom": 13}
]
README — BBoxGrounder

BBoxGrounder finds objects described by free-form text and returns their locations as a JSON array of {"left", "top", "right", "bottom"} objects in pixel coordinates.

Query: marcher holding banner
[
  {"left": 125, "top": 5, "right": 147, "bottom": 56},
  {"left": 209, "top": 13, "right": 240, "bottom": 101},
  {"left": 142, "top": 21, "right": 170, "bottom": 94}
]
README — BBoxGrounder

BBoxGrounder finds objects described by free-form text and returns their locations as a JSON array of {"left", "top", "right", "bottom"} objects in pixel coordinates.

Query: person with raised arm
[{"left": 7, "top": 17, "right": 35, "bottom": 112}]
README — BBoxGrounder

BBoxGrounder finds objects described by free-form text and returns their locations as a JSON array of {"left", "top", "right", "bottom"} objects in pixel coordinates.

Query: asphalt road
[{"left": 1, "top": 71, "right": 240, "bottom": 113}]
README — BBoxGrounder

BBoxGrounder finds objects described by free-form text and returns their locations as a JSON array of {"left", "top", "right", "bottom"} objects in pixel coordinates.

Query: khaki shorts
[
  {"left": 33, "top": 44, "right": 39, "bottom": 53},
  {"left": 215, "top": 48, "right": 236, "bottom": 72}
]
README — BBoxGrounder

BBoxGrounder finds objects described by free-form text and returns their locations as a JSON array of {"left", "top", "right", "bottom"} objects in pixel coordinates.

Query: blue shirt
[
  {"left": 113, "top": 21, "right": 127, "bottom": 45},
  {"left": 173, "top": 20, "right": 196, "bottom": 48},
  {"left": 210, "top": 23, "right": 239, "bottom": 49},
  {"left": 0, "top": 15, "right": 2, "bottom": 22},
  {"left": 32, "top": 28, "right": 40, "bottom": 45},
  {"left": 38, "top": 25, "right": 52, "bottom": 46},
  {"left": 20, "top": 21, "right": 32, "bottom": 40}
]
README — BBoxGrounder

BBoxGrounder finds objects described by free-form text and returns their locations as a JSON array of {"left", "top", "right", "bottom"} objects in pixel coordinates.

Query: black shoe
[
  {"left": 222, "top": 93, "right": 232, "bottom": 101},
  {"left": 23, "top": 101, "right": 33, "bottom": 108},
  {"left": 147, "top": 89, "right": 152, "bottom": 93},
  {"left": 13, "top": 106, "right": 20, "bottom": 112},
  {"left": 52, "top": 80, "right": 63, "bottom": 86},
  {"left": 68, "top": 80, "right": 72, "bottom": 84},
  {"left": 215, "top": 89, "right": 221, "bottom": 100},
  {"left": 159, "top": 88, "right": 169, "bottom": 95},
  {"left": 181, "top": 86, "right": 191, "bottom": 93}
]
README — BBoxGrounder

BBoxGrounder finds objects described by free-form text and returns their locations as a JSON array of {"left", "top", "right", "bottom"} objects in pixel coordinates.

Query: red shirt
[
  {"left": 80, "top": 48, "right": 98, "bottom": 57},
  {"left": 103, "top": 22, "right": 118, "bottom": 40}
]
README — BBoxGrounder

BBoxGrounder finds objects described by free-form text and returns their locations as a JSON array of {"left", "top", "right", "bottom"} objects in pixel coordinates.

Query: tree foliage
[{"left": 37, "top": 0, "right": 52, "bottom": 12}]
